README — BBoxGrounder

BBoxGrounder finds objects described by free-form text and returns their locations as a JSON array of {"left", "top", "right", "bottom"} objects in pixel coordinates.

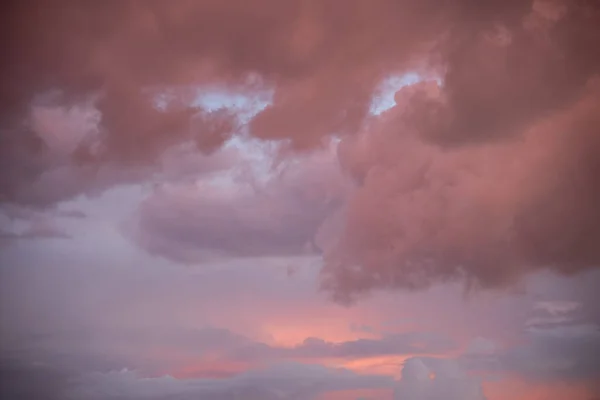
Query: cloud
[
  {"left": 1, "top": 0, "right": 442, "bottom": 206},
  {"left": 55, "top": 209, "right": 87, "bottom": 219},
  {"left": 459, "top": 295, "right": 600, "bottom": 389},
  {"left": 129, "top": 144, "right": 349, "bottom": 262},
  {"left": 1, "top": 0, "right": 600, "bottom": 349},
  {"left": 18, "top": 219, "right": 71, "bottom": 240},
  {"left": 3, "top": 97, "right": 240, "bottom": 208},
  {"left": 68, "top": 363, "right": 391, "bottom": 400},
  {"left": 0, "top": 214, "right": 71, "bottom": 244},
  {"left": 321, "top": 75, "right": 600, "bottom": 302},
  {"left": 534, "top": 301, "right": 582, "bottom": 316},
  {"left": 0, "top": 0, "right": 563, "bottom": 201},
  {"left": 393, "top": 358, "right": 486, "bottom": 400},
  {"left": 0, "top": 357, "right": 393, "bottom": 400},
  {"left": 233, "top": 332, "right": 455, "bottom": 364},
  {"left": 502, "top": 302, "right": 600, "bottom": 384},
  {"left": 526, "top": 300, "right": 586, "bottom": 330},
  {"left": 492, "top": 328, "right": 600, "bottom": 388},
  {"left": 466, "top": 338, "right": 497, "bottom": 357}
]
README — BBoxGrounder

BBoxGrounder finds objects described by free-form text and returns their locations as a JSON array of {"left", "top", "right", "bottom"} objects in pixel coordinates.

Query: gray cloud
[
  {"left": 69, "top": 363, "right": 391, "bottom": 400},
  {"left": 0, "top": 215, "right": 71, "bottom": 244},
  {"left": 460, "top": 288, "right": 600, "bottom": 389},
  {"left": 393, "top": 358, "right": 486, "bottom": 400},
  {"left": 0, "top": 357, "right": 393, "bottom": 400},
  {"left": 129, "top": 146, "right": 349, "bottom": 262}
]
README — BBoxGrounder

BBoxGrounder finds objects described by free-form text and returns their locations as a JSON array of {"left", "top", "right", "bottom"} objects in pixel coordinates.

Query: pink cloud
[
  {"left": 2, "top": 2, "right": 600, "bottom": 399},
  {"left": 321, "top": 79, "right": 600, "bottom": 302}
]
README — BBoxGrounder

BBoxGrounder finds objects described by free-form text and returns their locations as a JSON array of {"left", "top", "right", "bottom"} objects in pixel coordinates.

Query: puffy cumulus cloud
[
  {"left": 321, "top": 75, "right": 600, "bottom": 302},
  {"left": 0, "top": 0, "right": 412, "bottom": 204},
  {"left": 313, "top": 0, "right": 600, "bottom": 300},
  {"left": 129, "top": 144, "right": 349, "bottom": 262},
  {"left": 0, "top": 0, "right": 462, "bottom": 145},
  {"left": 0, "top": 0, "right": 547, "bottom": 205},
  {"left": 393, "top": 358, "right": 486, "bottom": 400},
  {"left": 1, "top": 98, "right": 238, "bottom": 208}
]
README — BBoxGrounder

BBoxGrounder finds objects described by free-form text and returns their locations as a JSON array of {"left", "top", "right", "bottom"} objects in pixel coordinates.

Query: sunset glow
[{"left": 1, "top": 1, "right": 600, "bottom": 399}]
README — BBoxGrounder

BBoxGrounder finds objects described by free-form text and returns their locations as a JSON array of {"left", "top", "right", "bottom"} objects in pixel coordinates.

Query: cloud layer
[
  {"left": 394, "top": 358, "right": 486, "bottom": 400},
  {"left": 130, "top": 144, "right": 348, "bottom": 262},
  {"left": 2, "top": 0, "right": 600, "bottom": 335}
]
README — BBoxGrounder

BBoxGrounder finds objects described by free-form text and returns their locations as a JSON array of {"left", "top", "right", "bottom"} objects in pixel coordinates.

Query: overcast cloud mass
[{"left": 1, "top": 1, "right": 600, "bottom": 399}]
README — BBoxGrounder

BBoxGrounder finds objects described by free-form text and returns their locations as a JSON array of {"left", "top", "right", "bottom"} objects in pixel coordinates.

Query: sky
[{"left": 1, "top": 1, "right": 600, "bottom": 399}]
